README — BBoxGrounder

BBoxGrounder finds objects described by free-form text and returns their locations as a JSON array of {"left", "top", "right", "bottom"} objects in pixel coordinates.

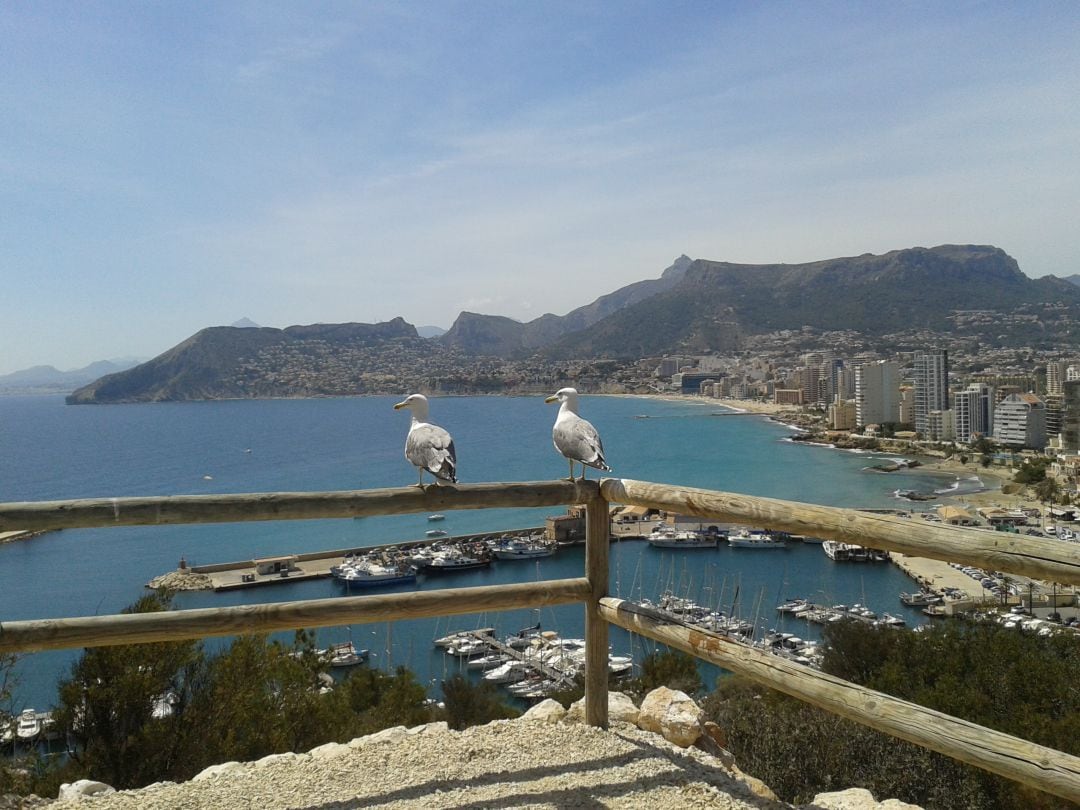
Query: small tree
[{"left": 440, "top": 674, "right": 519, "bottom": 730}]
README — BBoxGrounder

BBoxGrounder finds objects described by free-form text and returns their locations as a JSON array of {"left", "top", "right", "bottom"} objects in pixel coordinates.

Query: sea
[{"left": 0, "top": 394, "right": 987, "bottom": 713}]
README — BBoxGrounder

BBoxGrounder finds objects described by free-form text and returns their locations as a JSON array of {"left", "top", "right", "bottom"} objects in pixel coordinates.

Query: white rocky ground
[{"left": 20, "top": 690, "right": 920, "bottom": 810}]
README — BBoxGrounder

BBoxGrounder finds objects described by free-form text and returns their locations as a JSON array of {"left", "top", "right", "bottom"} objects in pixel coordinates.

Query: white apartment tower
[
  {"left": 914, "top": 350, "right": 949, "bottom": 437},
  {"left": 854, "top": 361, "right": 901, "bottom": 427},
  {"left": 993, "top": 394, "right": 1047, "bottom": 449},
  {"left": 1047, "top": 361, "right": 1065, "bottom": 396},
  {"left": 953, "top": 383, "right": 994, "bottom": 444}
]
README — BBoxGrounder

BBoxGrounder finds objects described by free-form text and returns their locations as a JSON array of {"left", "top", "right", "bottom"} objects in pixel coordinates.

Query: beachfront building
[
  {"left": 926, "top": 409, "right": 955, "bottom": 442},
  {"left": 828, "top": 397, "right": 857, "bottom": 430},
  {"left": 993, "top": 393, "right": 1046, "bottom": 449},
  {"left": 914, "top": 350, "right": 949, "bottom": 437},
  {"left": 854, "top": 360, "right": 901, "bottom": 427},
  {"left": 953, "top": 383, "right": 995, "bottom": 444}
]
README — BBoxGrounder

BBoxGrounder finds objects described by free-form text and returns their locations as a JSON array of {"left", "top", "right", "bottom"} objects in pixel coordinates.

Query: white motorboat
[
  {"left": 427, "top": 514, "right": 446, "bottom": 521},
  {"left": 15, "top": 708, "right": 40, "bottom": 741},
  {"left": 492, "top": 535, "right": 556, "bottom": 560},
  {"left": 483, "top": 660, "right": 529, "bottom": 684},
  {"left": 647, "top": 525, "right": 718, "bottom": 549},
  {"left": 728, "top": 529, "right": 786, "bottom": 548}
]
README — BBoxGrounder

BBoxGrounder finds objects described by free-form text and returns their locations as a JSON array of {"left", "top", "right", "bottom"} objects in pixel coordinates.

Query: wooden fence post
[{"left": 584, "top": 490, "right": 610, "bottom": 728}]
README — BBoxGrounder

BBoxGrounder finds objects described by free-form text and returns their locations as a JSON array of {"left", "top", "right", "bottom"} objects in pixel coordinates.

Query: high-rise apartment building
[
  {"left": 993, "top": 394, "right": 1046, "bottom": 449},
  {"left": 854, "top": 360, "right": 901, "bottom": 427},
  {"left": 913, "top": 350, "right": 949, "bottom": 437},
  {"left": 953, "top": 383, "right": 995, "bottom": 444},
  {"left": 1047, "top": 361, "right": 1065, "bottom": 396}
]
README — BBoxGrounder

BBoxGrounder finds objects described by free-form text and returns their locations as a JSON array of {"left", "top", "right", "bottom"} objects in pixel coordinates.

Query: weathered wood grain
[{"left": 584, "top": 495, "right": 611, "bottom": 729}]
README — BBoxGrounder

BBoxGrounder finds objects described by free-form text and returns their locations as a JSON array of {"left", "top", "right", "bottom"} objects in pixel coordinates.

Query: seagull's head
[
  {"left": 394, "top": 393, "right": 429, "bottom": 416},
  {"left": 545, "top": 387, "right": 579, "bottom": 407}
]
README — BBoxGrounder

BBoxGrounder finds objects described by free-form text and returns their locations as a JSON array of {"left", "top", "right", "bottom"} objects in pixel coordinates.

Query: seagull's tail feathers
[{"left": 585, "top": 457, "right": 613, "bottom": 473}]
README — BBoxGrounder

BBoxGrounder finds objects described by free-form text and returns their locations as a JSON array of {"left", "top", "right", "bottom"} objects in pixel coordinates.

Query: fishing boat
[
  {"left": 427, "top": 514, "right": 446, "bottom": 521},
  {"left": 334, "top": 559, "right": 417, "bottom": 587},
  {"left": 418, "top": 549, "right": 491, "bottom": 574},
  {"left": 425, "top": 529, "right": 448, "bottom": 538},
  {"left": 646, "top": 524, "right": 718, "bottom": 549},
  {"left": 727, "top": 528, "right": 787, "bottom": 548},
  {"left": 491, "top": 535, "right": 556, "bottom": 560}
]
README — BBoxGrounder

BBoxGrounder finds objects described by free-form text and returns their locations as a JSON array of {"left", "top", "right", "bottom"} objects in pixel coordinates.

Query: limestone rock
[
  {"left": 254, "top": 752, "right": 302, "bottom": 769},
  {"left": 353, "top": 725, "right": 407, "bottom": 747},
  {"left": 732, "top": 766, "right": 779, "bottom": 801},
  {"left": 637, "top": 686, "right": 703, "bottom": 747},
  {"left": 58, "top": 780, "right": 116, "bottom": 801},
  {"left": 564, "top": 691, "right": 638, "bottom": 725},
  {"left": 809, "top": 787, "right": 923, "bottom": 810},
  {"left": 192, "top": 761, "right": 244, "bottom": 782},
  {"left": 309, "top": 742, "right": 350, "bottom": 759},
  {"left": 523, "top": 698, "right": 566, "bottom": 723},
  {"left": 406, "top": 721, "right": 449, "bottom": 736}
]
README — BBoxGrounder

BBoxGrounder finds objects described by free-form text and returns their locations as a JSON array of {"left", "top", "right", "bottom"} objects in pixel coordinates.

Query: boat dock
[
  {"left": 443, "top": 629, "right": 580, "bottom": 691},
  {"left": 174, "top": 527, "right": 545, "bottom": 592}
]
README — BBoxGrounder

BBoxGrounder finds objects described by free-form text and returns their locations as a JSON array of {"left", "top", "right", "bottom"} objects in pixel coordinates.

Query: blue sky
[{"left": 3, "top": 1, "right": 1079, "bottom": 374}]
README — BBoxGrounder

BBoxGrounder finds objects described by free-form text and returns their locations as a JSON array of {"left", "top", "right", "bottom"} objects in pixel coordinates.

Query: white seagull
[
  {"left": 393, "top": 394, "right": 457, "bottom": 487},
  {"left": 545, "top": 387, "right": 612, "bottom": 481}
]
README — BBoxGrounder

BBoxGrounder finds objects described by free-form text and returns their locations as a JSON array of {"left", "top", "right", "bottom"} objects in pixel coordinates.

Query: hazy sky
[{"left": 3, "top": 2, "right": 1079, "bottom": 374}]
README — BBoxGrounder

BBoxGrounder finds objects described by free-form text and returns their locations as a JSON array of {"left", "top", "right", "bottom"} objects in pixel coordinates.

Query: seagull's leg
[
  {"left": 416, "top": 468, "right": 425, "bottom": 488},
  {"left": 567, "top": 459, "right": 575, "bottom": 481},
  {"left": 580, "top": 466, "right": 588, "bottom": 482}
]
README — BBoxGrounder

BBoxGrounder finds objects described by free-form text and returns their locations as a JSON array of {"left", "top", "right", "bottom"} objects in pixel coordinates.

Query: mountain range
[
  {"left": 66, "top": 244, "right": 1080, "bottom": 403},
  {"left": 0, "top": 359, "right": 145, "bottom": 395}
]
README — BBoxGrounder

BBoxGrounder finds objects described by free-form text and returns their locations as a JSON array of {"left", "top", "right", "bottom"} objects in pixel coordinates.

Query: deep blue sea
[{"left": 0, "top": 394, "right": 980, "bottom": 712}]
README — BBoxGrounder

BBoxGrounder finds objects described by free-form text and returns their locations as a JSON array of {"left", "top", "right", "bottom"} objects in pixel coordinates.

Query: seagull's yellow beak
[
  {"left": 393, "top": 400, "right": 408, "bottom": 410},
  {"left": 544, "top": 395, "right": 559, "bottom": 404}
]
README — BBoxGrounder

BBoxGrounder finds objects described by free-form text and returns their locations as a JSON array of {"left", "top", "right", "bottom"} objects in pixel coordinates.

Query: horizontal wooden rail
[
  {"left": 0, "top": 578, "right": 591, "bottom": 653},
  {"left": 599, "top": 596, "right": 1080, "bottom": 804},
  {"left": 602, "top": 478, "right": 1080, "bottom": 586},
  {"left": 0, "top": 480, "right": 600, "bottom": 533}
]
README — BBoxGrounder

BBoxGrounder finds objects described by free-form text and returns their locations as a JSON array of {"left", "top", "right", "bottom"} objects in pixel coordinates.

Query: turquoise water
[{"left": 0, "top": 394, "right": 971, "bottom": 710}]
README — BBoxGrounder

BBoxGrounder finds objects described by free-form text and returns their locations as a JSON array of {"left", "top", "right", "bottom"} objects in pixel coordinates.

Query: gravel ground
[{"left": 45, "top": 719, "right": 786, "bottom": 810}]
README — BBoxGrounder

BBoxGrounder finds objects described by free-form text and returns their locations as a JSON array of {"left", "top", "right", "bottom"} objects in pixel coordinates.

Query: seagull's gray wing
[
  {"left": 554, "top": 414, "right": 611, "bottom": 471},
  {"left": 406, "top": 423, "right": 457, "bottom": 482}
]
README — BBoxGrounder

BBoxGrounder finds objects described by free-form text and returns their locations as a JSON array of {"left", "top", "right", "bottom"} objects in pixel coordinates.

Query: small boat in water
[
  {"left": 492, "top": 535, "right": 556, "bottom": 560},
  {"left": 327, "top": 641, "right": 369, "bottom": 668},
  {"left": 728, "top": 529, "right": 786, "bottom": 548},
  {"left": 15, "top": 709, "right": 40, "bottom": 741},
  {"left": 419, "top": 549, "right": 491, "bottom": 574},
  {"left": 427, "top": 514, "right": 446, "bottom": 522},
  {"left": 333, "top": 559, "right": 417, "bottom": 587},
  {"left": 425, "top": 529, "right": 448, "bottom": 538},
  {"left": 647, "top": 524, "right": 718, "bottom": 549}
]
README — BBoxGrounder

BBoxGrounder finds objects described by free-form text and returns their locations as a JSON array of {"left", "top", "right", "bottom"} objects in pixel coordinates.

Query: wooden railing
[{"left": 2, "top": 479, "right": 1080, "bottom": 801}]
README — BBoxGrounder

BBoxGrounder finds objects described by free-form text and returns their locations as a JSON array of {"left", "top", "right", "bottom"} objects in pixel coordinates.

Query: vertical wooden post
[{"left": 584, "top": 491, "right": 610, "bottom": 728}]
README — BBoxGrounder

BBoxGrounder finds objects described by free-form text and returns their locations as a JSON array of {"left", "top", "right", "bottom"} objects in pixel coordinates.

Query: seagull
[
  {"left": 545, "top": 387, "right": 612, "bottom": 481},
  {"left": 393, "top": 394, "right": 457, "bottom": 487}
]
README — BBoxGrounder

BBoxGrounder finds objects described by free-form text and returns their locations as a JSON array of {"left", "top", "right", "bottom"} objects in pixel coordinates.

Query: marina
[{"left": 4, "top": 393, "right": 1078, "bottom": 716}]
